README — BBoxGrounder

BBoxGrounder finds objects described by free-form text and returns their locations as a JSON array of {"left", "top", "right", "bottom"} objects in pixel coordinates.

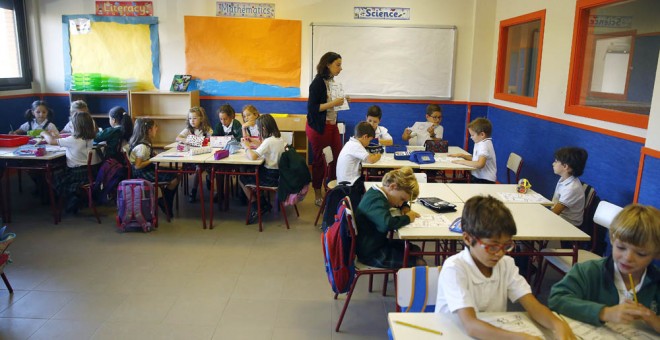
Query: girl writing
[
  {"left": 10, "top": 100, "right": 58, "bottom": 136},
  {"left": 40, "top": 111, "right": 100, "bottom": 214},
  {"left": 240, "top": 114, "right": 287, "bottom": 224},
  {"left": 128, "top": 118, "right": 179, "bottom": 218},
  {"left": 94, "top": 106, "right": 133, "bottom": 161}
]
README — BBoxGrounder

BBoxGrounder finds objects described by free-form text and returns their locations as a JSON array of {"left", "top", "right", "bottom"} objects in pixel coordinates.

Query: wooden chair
[
  {"left": 506, "top": 152, "right": 523, "bottom": 184},
  {"left": 0, "top": 231, "right": 15, "bottom": 293},
  {"left": 72, "top": 151, "right": 102, "bottom": 224},
  {"left": 314, "top": 146, "right": 338, "bottom": 226},
  {"left": 334, "top": 197, "right": 396, "bottom": 332},
  {"left": 536, "top": 200, "right": 622, "bottom": 293},
  {"left": 244, "top": 184, "right": 299, "bottom": 232}
]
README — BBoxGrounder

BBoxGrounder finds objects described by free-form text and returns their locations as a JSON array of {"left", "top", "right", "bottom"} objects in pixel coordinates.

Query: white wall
[
  {"left": 491, "top": 0, "right": 653, "bottom": 139},
  {"left": 28, "top": 0, "right": 480, "bottom": 100}
]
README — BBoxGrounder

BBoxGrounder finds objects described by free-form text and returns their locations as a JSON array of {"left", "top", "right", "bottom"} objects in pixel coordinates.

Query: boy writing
[
  {"left": 551, "top": 147, "right": 588, "bottom": 227},
  {"left": 436, "top": 196, "right": 575, "bottom": 340},
  {"left": 450, "top": 117, "right": 497, "bottom": 183},
  {"left": 365, "top": 105, "right": 393, "bottom": 146},
  {"left": 549, "top": 204, "right": 660, "bottom": 333},
  {"left": 336, "top": 121, "right": 381, "bottom": 185}
]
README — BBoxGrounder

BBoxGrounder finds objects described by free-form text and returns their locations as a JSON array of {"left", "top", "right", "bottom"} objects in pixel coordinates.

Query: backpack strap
[
  {"left": 128, "top": 142, "right": 153, "bottom": 159},
  {"left": 403, "top": 266, "right": 429, "bottom": 313},
  {"left": 120, "top": 183, "right": 134, "bottom": 227},
  {"left": 132, "top": 182, "right": 147, "bottom": 228}
]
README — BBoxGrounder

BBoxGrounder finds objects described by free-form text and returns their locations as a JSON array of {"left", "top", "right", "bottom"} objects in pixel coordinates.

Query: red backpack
[
  {"left": 321, "top": 197, "right": 356, "bottom": 294},
  {"left": 116, "top": 179, "right": 156, "bottom": 232}
]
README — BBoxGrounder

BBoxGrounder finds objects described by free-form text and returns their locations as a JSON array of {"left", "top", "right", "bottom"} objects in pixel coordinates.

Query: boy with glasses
[
  {"left": 401, "top": 104, "right": 443, "bottom": 146},
  {"left": 435, "top": 196, "right": 574, "bottom": 339}
]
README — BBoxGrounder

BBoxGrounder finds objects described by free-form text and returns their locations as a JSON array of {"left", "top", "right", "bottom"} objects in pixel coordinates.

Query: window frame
[
  {"left": 493, "top": 9, "right": 546, "bottom": 107},
  {"left": 0, "top": 0, "right": 32, "bottom": 91},
  {"left": 565, "top": 0, "right": 648, "bottom": 129}
]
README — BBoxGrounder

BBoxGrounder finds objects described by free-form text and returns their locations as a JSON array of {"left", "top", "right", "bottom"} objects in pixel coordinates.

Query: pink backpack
[{"left": 116, "top": 179, "right": 155, "bottom": 232}]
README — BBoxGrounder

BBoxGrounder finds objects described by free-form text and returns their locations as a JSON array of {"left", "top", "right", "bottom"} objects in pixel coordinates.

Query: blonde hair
[
  {"left": 186, "top": 106, "right": 212, "bottom": 135},
  {"left": 70, "top": 100, "right": 89, "bottom": 115},
  {"left": 610, "top": 204, "right": 660, "bottom": 253},
  {"left": 242, "top": 105, "right": 260, "bottom": 118},
  {"left": 382, "top": 167, "right": 419, "bottom": 201}
]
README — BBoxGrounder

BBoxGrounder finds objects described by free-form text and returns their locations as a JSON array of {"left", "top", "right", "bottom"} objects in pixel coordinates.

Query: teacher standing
[{"left": 307, "top": 52, "right": 347, "bottom": 207}]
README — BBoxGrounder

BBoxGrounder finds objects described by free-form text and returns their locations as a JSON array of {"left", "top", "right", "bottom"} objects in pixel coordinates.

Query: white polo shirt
[
  {"left": 254, "top": 136, "right": 286, "bottom": 169},
  {"left": 58, "top": 136, "right": 98, "bottom": 168},
  {"left": 336, "top": 137, "right": 369, "bottom": 185},
  {"left": 435, "top": 249, "right": 531, "bottom": 314},
  {"left": 408, "top": 124, "right": 444, "bottom": 146},
  {"left": 471, "top": 138, "right": 497, "bottom": 182},
  {"left": 552, "top": 176, "right": 585, "bottom": 226}
]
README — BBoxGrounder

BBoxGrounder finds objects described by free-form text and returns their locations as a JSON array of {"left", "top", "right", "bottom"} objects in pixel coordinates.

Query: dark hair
[
  {"left": 109, "top": 106, "right": 133, "bottom": 143},
  {"left": 24, "top": 100, "right": 54, "bottom": 122},
  {"left": 366, "top": 105, "right": 382, "bottom": 120},
  {"left": 218, "top": 104, "right": 236, "bottom": 119},
  {"left": 554, "top": 147, "right": 588, "bottom": 177},
  {"left": 426, "top": 104, "right": 442, "bottom": 117},
  {"left": 354, "top": 121, "right": 375, "bottom": 138},
  {"left": 462, "top": 195, "right": 516, "bottom": 242},
  {"left": 256, "top": 114, "right": 281, "bottom": 139},
  {"left": 72, "top": 111, "right": 97, "bottom": 140},
  {"left": 129, "top": 118, "right": 155, "bottom": 150},
  {"left": 316, "top": 52, "right": 342, "bottom": 79},
  {"left": 467, "top": 117, "right": 492, "bottom": 137}
]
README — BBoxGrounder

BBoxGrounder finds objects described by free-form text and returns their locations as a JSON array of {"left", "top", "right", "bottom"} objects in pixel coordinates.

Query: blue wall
[
  {"left": 488, "top": 106, "right": 642, "bottom": 206},
  {"left": 638, "top": 154, "right": 660, "bottom": 207}
]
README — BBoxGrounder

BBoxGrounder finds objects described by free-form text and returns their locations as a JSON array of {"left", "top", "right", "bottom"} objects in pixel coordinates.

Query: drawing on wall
[
  {"left": 184, "top": 16, "right": 301, "bottom": 97},
  {"left": 62, "top": 15, "right": 160, "bottom": 91}
]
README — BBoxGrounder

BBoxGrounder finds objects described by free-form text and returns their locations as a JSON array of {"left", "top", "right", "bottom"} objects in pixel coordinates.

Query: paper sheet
[
  {"left": 560, "top": 315, "right": 658, "bottom": 340},
  {"left": 330, "top": 82, "right": 350, "bottom": 111},
  {"left": 409, "top": 121, "right": 433, "bottom": 136},
  {"left": 498, "top": 192, "right": 551, "bottom": 204},
  {"left": 406, "top": 214, "right": 451, "bottom": 228},
  {"left": 480, "top": 313, "right": 545, "bottom": 338}
]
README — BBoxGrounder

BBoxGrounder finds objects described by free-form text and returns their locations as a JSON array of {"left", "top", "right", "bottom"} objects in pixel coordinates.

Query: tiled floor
[{"left": 0, "top": 184, "right": 562, "bottom": 339}]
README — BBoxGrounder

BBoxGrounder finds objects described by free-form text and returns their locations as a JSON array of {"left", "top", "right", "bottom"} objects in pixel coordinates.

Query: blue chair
[{"left": 388, "top": 266, "right": 441, "bottom": 339}]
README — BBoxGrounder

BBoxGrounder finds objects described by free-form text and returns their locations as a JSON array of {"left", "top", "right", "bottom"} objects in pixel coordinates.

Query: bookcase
[
  {"left": 129, "top": 90, "right": 200, "bottom": 148},
  {"left": 272, "top": 114, "right": 308, "bottom": 164},
  {"left": 69, "top": 91, "right": 130, "bottom": 129}
]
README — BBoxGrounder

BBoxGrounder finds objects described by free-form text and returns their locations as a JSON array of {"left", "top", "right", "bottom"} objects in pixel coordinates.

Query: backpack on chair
[
  {"left": 321, "top": 177, "right": 365, "bottom": 232},
  {"left": 116, "top": 179, "right": 155, "bottom": 232},
  {"left": 321, "top": 196, "right": 356, "bottom": 294}
]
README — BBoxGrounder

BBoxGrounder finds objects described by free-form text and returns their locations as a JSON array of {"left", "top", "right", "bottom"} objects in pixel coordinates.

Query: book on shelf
[{"left": 170, "top": 74, "right": 192, "bottom": 92}]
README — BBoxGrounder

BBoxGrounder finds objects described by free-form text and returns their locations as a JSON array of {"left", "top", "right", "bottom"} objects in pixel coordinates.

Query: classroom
[{"left": 0, "top": 0, "right": 658, "bottom": 339}]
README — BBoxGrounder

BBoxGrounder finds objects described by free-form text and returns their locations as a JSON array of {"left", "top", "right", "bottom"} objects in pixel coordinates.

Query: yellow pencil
[
  {"left": 394, "top": 320, "right": 443, "bottom": 335},
  {"left": 628, "top": 273, "right": 639, "bottom": 303}
]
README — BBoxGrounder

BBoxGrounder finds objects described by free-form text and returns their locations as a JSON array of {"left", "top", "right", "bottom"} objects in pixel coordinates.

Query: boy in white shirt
[
  {"left": 365, "top": 105, "right": 393, "bottom": 146},
  {"left": 551, "top": 147, "right": 588, "bottom": 226},
  {"left": 436, "top": 195, "right": 574, "bottom": 340},
  {"left": 401, "top": 104, "right": 444, "bottom": 146},
  {"left": 336, "top": 122, "right": 381, "bottom": 185},
  {"left": 450, "top": 117, "right": 497, "bottom": 183}
]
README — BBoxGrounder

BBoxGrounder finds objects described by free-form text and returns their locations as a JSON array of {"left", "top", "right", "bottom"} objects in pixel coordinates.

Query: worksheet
[
  {"left": 498, "top": 192, "right": 552, "bottom": 204},
  {"left": 330, "top": 82, "right": 350, "bottom": 111},
  {"left": 480, "top": 313, "right": 545, "bottom": 338}
]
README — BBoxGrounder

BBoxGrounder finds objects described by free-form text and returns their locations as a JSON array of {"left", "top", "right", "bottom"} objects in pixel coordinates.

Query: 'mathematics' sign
[
  {"left": 354, "top": 7, "right": 410, "bottom": 20},
  {"left": 217, "top": 2, "right": 275, "bottom": 18}
]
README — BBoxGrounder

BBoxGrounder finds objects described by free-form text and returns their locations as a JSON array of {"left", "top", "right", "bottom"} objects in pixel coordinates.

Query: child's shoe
[{"left": 188, "top": 188, "right": 197, "bottom": 203}]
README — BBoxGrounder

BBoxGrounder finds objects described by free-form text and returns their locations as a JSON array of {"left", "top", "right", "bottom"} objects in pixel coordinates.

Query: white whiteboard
[{"left": 311, "top": 23, "right": 457, "bottom": 99}]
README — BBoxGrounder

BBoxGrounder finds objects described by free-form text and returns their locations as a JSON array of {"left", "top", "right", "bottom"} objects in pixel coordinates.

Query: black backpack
[{"left": 321, "top": 176, "right": 366, "bottom": 231}]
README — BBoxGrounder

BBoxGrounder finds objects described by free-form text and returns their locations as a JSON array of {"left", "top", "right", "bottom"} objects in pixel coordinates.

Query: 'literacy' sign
[
  {"left": 95, "top": 1, "right": 153, "bottom": 16},
  {"left": 217, "top": 2, "right": 275, "bottom": 18},
  {"left": 354, "top": 7, "right": 410, "bottom": 20}
]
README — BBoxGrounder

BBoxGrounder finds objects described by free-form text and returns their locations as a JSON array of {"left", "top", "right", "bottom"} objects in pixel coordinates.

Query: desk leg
[
  {"left": 256, "top": 167, "right": 263, "bottom": 232},
  {"left": 46, "top": 164, "right": 59, "bottom": 224},
  {"left": 198, "top": 166, "right": 206, "bottom": 229},
  {"left": 3, "top": 168, "right": 10, "bottom": 223},
  {"left": 154, "top": 163, "right": 160, "bottom": 228},
  {"left": 209, "top": 168, "right": 215, "bottom": 229}
]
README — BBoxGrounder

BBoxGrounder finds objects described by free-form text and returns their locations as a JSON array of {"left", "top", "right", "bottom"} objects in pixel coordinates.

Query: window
[
  {"left": 566, "top": 0, "right": 659, "bottom": 129},
  {"left": 494, "top": 10, "right": 545, "bottom": 107},
  {"left": 0, "top": 0, "right": 31, "bottom": 91}
]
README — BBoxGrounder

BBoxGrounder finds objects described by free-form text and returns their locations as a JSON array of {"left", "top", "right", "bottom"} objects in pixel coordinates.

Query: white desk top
[
  {"left": 447, "top": 183, "right": 552, "bottom": 205},
  {"left": 150, "top": 147, "right": 215, "bottom": 164},
  {"left": 365, "top": 182, "right": 463, "bottom": 203},
  {"left": 0, "top": 145, "right": 66, "bottom": 160},
  {"left": 203, "top": 149, "right": 264, "bottom": 165},
  {"left": 363, "top": 146, "right": 472, "bottom": 170},
  {"left": 397, "top": 202, "right": 589, "bottom": 242}
]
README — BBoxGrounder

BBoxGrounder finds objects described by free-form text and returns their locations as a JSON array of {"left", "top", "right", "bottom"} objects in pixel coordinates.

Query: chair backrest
[
  {"left": 581, "top": 183, "right": 600, "bottom": 251},
  {"left": 281, "top": 131, "right": 294, "bottom": 146},
  {"left": 396, "top": 266, "right": 441, "bottom": 312},
  {"left": 593, "top": 201, "right": 623, "bottom": 229},
  {"left": 414, "top": 173, "right": 427, "bottom": 183},
  {"left": 122, "top": 151, "right": 132, "bottom": 179},
  {"left": 87, "top": 151, "right": 96, "bottom": 183},
  {"left": 506, "top": 152, "right": 523, "bottom": 184},
  {"left": 322, "top": 146, "right": 334, "bottom": 165}
]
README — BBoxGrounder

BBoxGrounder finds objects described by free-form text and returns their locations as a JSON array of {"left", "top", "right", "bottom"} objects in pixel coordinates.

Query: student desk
[
  {"left": 362, "top": 146, "right": 474, "bottom": 180},
  {"left": 364, "top": 182, "right": 463, "bottom": 203},
  {"left": 150, "top": 148, "right": 211, "bottom": 229},
  {"left": 397, "top": 195, "right": 590, "bottom": 267},
  {"left": 205, "top": 150, "right": 264, "bottom": 230},
  {"left": 446, "top": 183, "right": 552, "bottom": 205},
  {"left": 0, "top": 146, "right": 66, "bottom": 224}
]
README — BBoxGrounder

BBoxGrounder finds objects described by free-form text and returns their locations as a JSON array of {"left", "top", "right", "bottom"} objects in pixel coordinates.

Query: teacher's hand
[
  {"left": 345, "top": 95, "right": 351, "bottom": 103},
  {"left": 333, "top": 97, "right": 345, "bottom": 106}
]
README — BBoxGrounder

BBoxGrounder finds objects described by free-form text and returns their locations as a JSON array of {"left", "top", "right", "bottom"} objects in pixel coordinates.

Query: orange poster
[{"left": 184, "top": 16, "right": 301, "bottom": 97}]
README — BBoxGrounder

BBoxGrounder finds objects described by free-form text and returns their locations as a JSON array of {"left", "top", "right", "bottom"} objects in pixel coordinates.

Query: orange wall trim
[
  {"left": 0, "top": 93, "right": 41, "bottom": 100},
  {"left": 632, "top": 147, "right": 659, "bottom": 202},
  {"left": 489, "top": 102, "right": 645, "bottom": 144},
  {"left": 199, "top": 96, "right": 468, "bottom": 105}
]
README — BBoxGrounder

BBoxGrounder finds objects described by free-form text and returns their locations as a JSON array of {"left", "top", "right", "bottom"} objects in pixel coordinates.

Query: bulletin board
[
  {"left": 62, "top": 15, "right": 160, "bottom": 90},
  {"left": 184, "top": 16, "right": 301, "bottom": 97},
  {"left": 311, "top": 23, "right": 457, "bottom": 99}
]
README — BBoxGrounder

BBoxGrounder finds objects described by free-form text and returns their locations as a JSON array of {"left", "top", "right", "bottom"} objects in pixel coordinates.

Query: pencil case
[
  {"left": 189, "top": 146, "right": 212, "bottom": 156},
  {"left": 176, "top": 143, "right": 190, "bottom": 152},
  {"left": 214, "top": 149, "right": 229, "bottom": 160},
  {"left": 386, "top": 145, "right": 406, "bottom": 153}
]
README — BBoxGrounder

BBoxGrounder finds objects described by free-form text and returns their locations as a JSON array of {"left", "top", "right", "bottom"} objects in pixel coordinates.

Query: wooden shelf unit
[
  {"left": 129, "top": 90, "right": 200, "bottom": 147},
  {"left": 272, "top": 114, "right": 308, "bottom": 163},
  {"left": 69, "top": 91, "right": 130, "bottom": 128}
]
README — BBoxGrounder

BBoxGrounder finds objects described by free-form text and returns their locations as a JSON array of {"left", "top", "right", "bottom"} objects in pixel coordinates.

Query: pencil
[
  {"left": 628, "top": 273, "right": 638, "bottom": 303},
  {"left": 394, "top": 320, "right": 443, "bottom": 335}
]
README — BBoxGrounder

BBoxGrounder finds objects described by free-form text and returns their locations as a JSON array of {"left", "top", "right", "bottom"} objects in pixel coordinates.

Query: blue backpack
[{"left": 322, "top": 197, "right": 356, "bottom": 294}]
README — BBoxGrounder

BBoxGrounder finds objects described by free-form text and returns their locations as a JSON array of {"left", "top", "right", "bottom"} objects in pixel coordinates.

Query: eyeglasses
[
  {"left": 430, "top": 115, "right": 442, "bottom": 120},
  {"left": 475, "top": 238, "right": 515, "bottom": 254}
]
